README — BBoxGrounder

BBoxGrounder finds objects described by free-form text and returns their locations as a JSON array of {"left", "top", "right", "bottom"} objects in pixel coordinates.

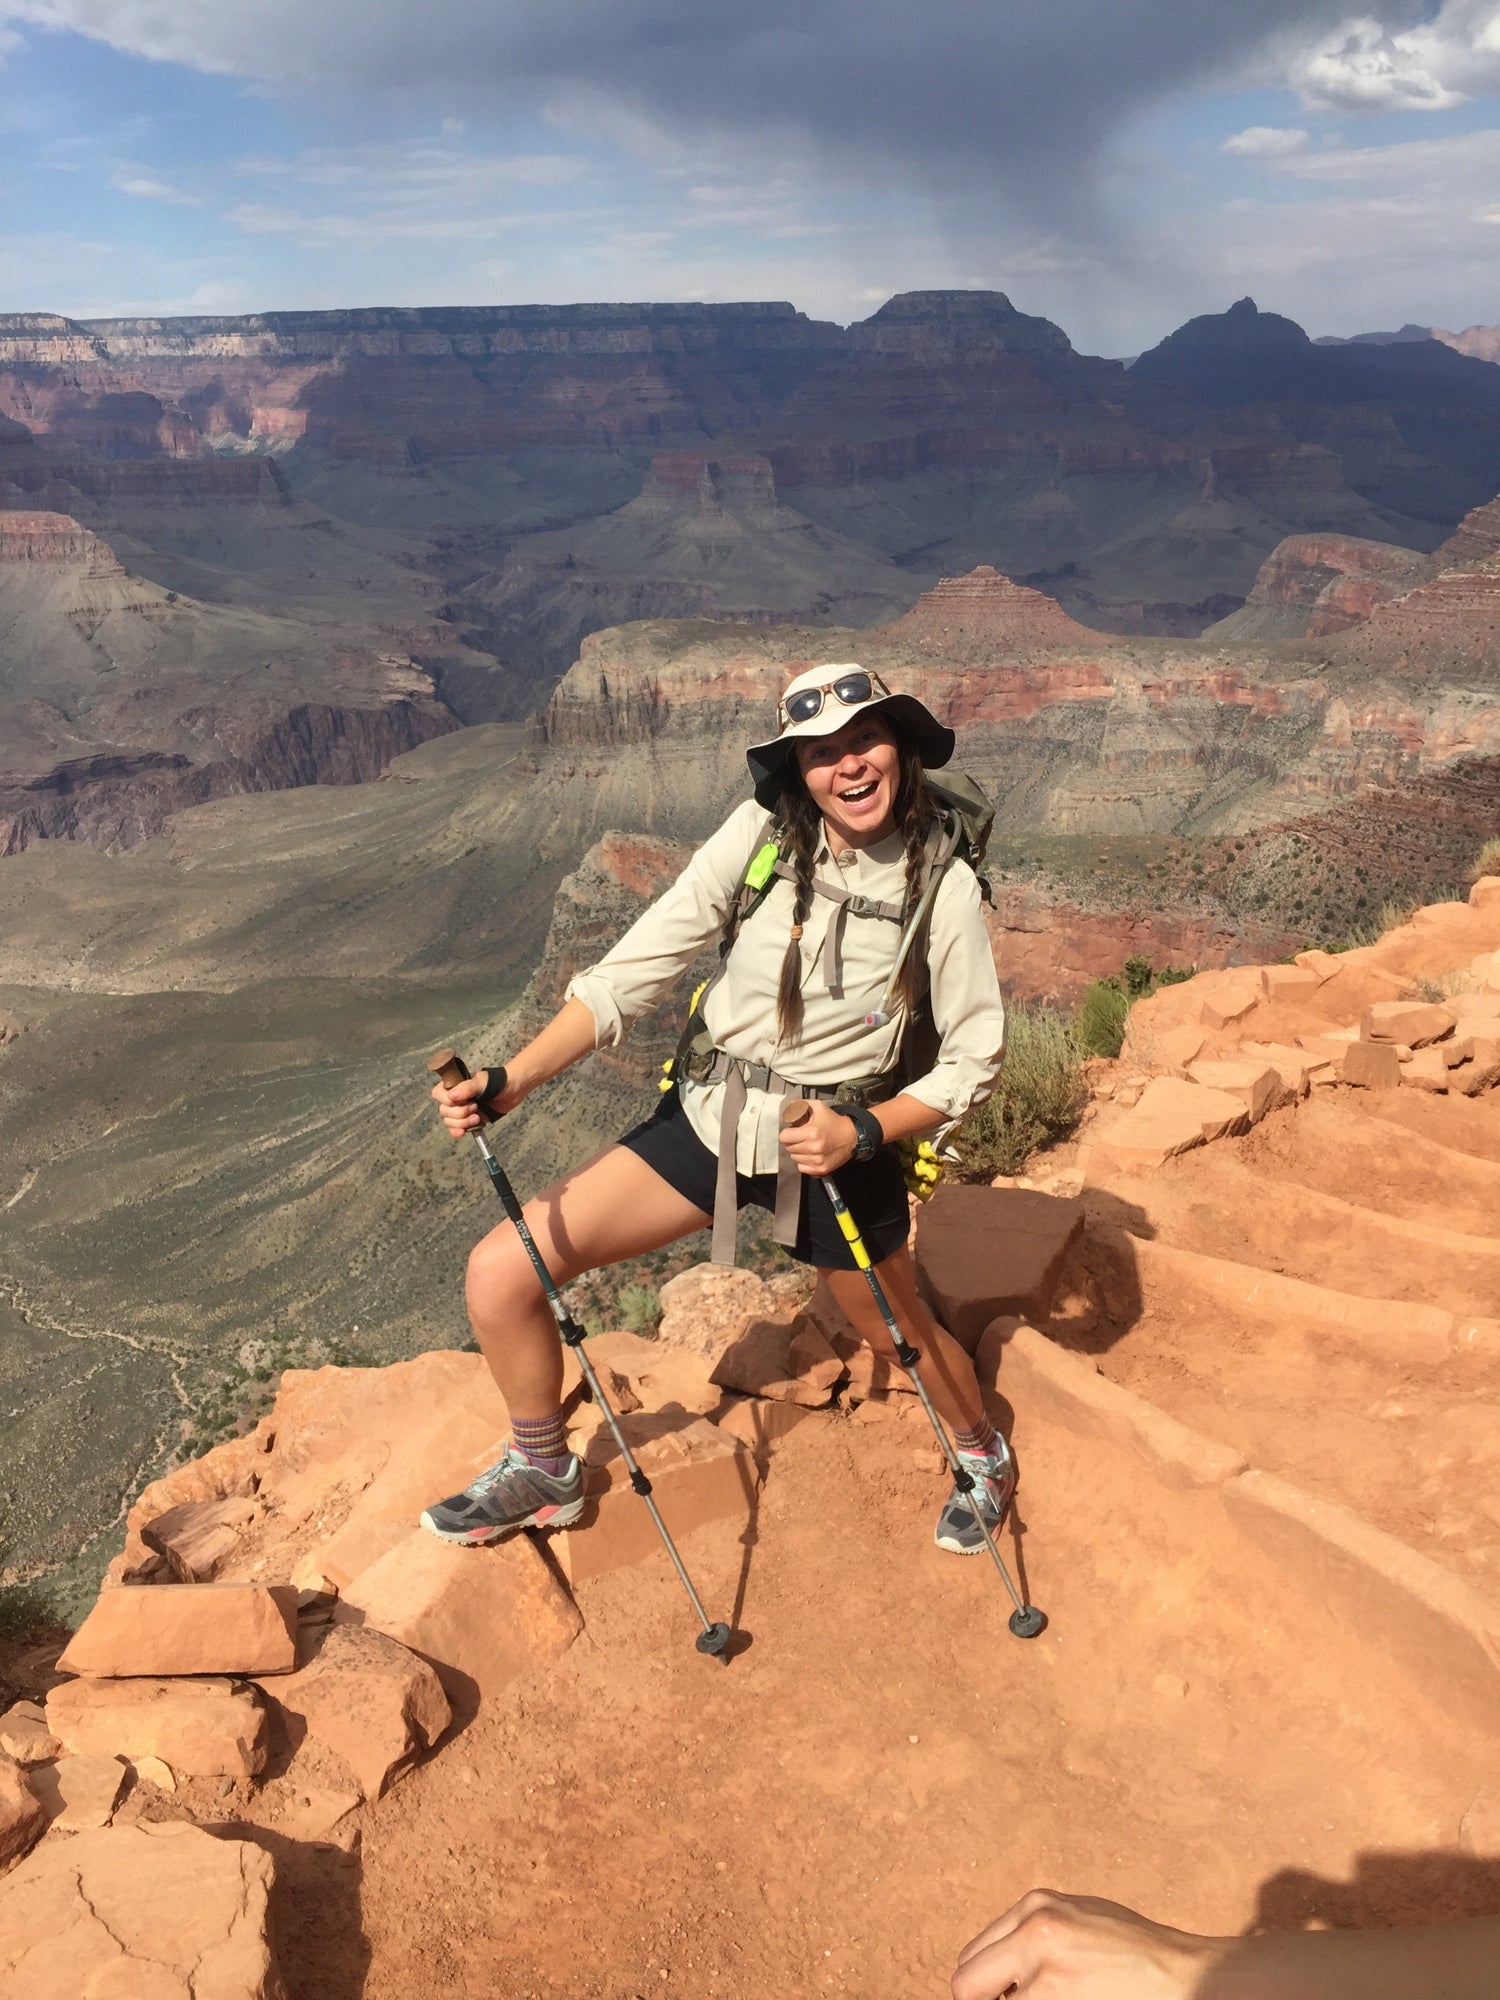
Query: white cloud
[
  {"left": 112, "top": 170, "right": 203, "bottom": 205},
  {"left": 1286, "top": 3, "right": 1500, "bottom": 112},
  {"left": 1222, "top": 125, "right": 1311, "bottom": 156},
  {"left": 0, "top": 22, "right": 23, "bottom": 58}
]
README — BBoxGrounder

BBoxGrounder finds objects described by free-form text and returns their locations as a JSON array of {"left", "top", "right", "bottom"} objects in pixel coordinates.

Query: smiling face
[{"left": 794, "top": 712, "right": 902, "bottom": 851}]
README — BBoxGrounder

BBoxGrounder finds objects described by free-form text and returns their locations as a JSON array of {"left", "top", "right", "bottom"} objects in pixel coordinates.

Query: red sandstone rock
[
  {"left": 1237, "top": 1042, "right": 1318, "bottom": 1096},
  {"left": 1455, "top": 1036, "right": 1500, "bottom": 1096},
  {"left": 261, "top": 1623, "right": 449, "bottom": 1801},
  {"left": 656, "top": 1264, "right": 779, "bottom": 1359},
  {"left": 555, "top": 1412, "right": 758, "bottom": 1589},
  {"left": 0, "top": 1754, "right": 45, "bottom": 1870},
  {"left": 1087, "top": 1077, "right": 1250, "bottom": 1172},
  {"left": 710, "top": 1397, "right": 821, "bottom": 1456},
  {"left": 141, "top": 1494, "right": 263, "bottom": 1582},
  {"left": 1361, "top": 1000, "right": 1457, "bottom": 1047},
  {"left": 586, "top": 1334, "right": 722, "bottom": 1418},
  {"left": 709, "top": 1314, "right": 845, "bottom": 1405},
  {"left": 0, "top": 1705, "right": 58, "bottom": 1769},
  {"left": 1470, "top": 876, "right": 1500, "bottom": 910},
  {"left": 913, "top": 1186, "right": 1084, "bottom": 1352},
  {"left": 0, "top": 1821, "right": 284, "bottom": 2000},
  {"left": 46, "top": 1676, "right": 268, "bottom": 1778},
  {"left": 1194, "top": 969, "right": 1262, "bottom": 1031},
  {"left": 1260, "top": 964, "right": 1320, "bottom": 999},
  {"left": 1402, "top": 1046, "right": 1450, "bottom": 1093},
  {"left": 881, "top": 565, "right": 1107, "bottom": 656},
  {"left": 28, "top": 1754, "right": 127, "bottom": 1832},
  {"left": 1336, "top": 1041, "right": 1402, "bottom": 1090},
  {"left": 1183, "top": 1059, "right": 1285, "bottom": 1123},
  {"left": 58, "top": 1582, "right": 298, "bottom": 1679},
  {"left": 338, "top": 1528, "right": 581, "bottom": 1704}
]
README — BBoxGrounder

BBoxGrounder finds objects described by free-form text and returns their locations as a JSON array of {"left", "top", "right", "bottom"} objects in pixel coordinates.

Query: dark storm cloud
[{"left": 5, "top": 0, "right": 1397, "bottom": 223}]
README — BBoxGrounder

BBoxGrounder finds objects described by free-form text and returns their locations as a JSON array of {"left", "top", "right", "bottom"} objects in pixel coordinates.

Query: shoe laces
[{"left": 470, "top": 1445, "right": 525, "bottom": 1497}]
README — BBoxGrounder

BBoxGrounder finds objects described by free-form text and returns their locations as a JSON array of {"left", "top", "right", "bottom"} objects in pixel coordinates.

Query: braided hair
[{"left": 767, "top": 719, "right": 938, "bottom": 1046}]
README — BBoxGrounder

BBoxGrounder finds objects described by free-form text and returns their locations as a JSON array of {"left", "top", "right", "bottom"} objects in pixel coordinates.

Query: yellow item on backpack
[{"left": 899, "top": 1135, "right": 943, "bottom": 1201}]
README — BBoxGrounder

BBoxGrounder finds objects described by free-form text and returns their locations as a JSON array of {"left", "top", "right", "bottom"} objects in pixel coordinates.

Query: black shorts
[{"left": 618, "top": 1088, "right": 910, "bottom": 1272}]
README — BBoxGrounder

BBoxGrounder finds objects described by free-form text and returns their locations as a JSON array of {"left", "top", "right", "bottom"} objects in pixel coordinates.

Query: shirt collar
[{"left": 816, "top": 828, "right": 906, "bottom": 870}]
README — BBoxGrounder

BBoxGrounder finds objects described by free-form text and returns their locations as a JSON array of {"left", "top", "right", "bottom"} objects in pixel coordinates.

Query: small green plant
[
  {"left": 616, "top": 1283, "right": 661, "bottom": 1336},
  {"left": 1154, "top": 965, "right": 1196, "bottom": 987},
  {"left": 1473, "top": 838, "right": 1500, "bottom": 881},
  {"left": 1074, "top": 977, "right": 1130, "bottom": 1059},
  {"left": 1122, "top": 955, "right": 1155, "bottom": 999},
  {"left": 950, "top": 1005, "right": 1087, "bottom": 1180}
]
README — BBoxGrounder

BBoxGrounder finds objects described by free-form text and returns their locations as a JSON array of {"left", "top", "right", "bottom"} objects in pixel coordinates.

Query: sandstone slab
[
  {"left": 710, "top": 1395, "right": 821, "bottom": 1456},
  {"left": 0, "top": 1821, "right": 284, "bottom": 2000},
  {"left": 141, "top": 1494, "right": 263, "bottom": 1581},
  {"left": 58, "top": 1582, "right": 298, "bottom": 1679},
  {"left": 913, "top": 1185, "right": 1084, "bottom": 1352},
  {"left": 554, "top": 1412, "right": 757, "bottom": 1589},
  {"left": 1194, "top": 969, "right": 1262, "bottom": 1030},
  {"left": 1237, "top": 1041, "right": 1318, "bottom": 1096},
  {"left": 261, "top": 1622, "right": 449, "bottom": 1801},
  {"left": 29, "top": 1753, "right": 127, "bottom": 1832},
  {"left": 1402, "top": 1045, "right": 1450, "bottom": 1093},
  {"left": 339, "top": 1526, "right": 582, "bottom": 1704},
  {"left": 46, "top": 1675, "right": 268, "bottom": 1778},
  {"left": 1335, "top": 1040, "right": 1401, "bottom": 1090},
  {"left": 1360, "top": 1000, "right": 1457, "bottom": 1047},
  {"left": 0, "top": 1754, "right": 45, "bottom": 1871},
  {"left": 1260, "top": 964, "right": 1320, "bottom": 999},
  {"left": 709, "top": 1313, "right": 845, "bottom": 1405},
  {"left": 1183, "top": 1058, "right": 1285, "bottom": 1124},
  {"left": 1087, "top": 1077, "right": 1249, "bottom": 1173},
  {"left": 0, "top": 1704, "right": 58, "bottom": 1769}
]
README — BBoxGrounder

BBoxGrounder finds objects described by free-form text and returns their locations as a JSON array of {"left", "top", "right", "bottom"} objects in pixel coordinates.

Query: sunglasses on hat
[{"left": 777, "top": 668, "right": 893, "bottom": 731}]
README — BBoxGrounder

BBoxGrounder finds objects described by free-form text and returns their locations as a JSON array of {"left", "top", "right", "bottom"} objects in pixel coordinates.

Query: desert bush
[
  {"left": 949, "top": 1005, "right": 1086, "bottom": 1180},
  {"left": 1074, "top": 977, "right": 1130, "bottom": 1059},
  {"left": 1472, "top": 838, "right": 1500, "bottom": 881},
  {"left": 0, "top": 1538, "right": 64, "bottom": 1635},
  {"left": 616, "top": 1283, "right": 661, "bottom": 1336}
]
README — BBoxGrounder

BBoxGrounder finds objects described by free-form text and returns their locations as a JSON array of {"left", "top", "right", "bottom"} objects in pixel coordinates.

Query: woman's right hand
[{"left": 431, "top": 1067, "right": 518, "bottom": 1140}]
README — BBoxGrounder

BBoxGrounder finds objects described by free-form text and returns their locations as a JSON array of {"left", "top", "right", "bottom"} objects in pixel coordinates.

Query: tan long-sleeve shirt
[{"left": 566, "top": 798, "right": 1007, "bottom": 1175}]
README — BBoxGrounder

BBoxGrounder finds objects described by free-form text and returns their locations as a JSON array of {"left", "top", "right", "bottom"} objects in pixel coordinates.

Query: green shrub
[
  {"left": 616, "top": 1283, "right": 661, "bottom": 1335},
  {"left": 1154, "top": 965, "right": 1196, "bottom": 987},
  {"left": 1074, "top": 978, "right": 1130, "bottom": 1058},
  {"left": 1122, "top": 954, "right": 1155, "bottom": 999},
  {"left": 950, "top": 1005, "right": 1086, "bottom": 1180},
  {"left": 1472, "top": 838, "right": 1500, "bottom": 881}
]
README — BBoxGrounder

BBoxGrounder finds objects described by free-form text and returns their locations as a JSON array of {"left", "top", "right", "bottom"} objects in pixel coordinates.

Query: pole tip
[
  {"left": 696, "top": 1622, "right": 733, "bottom": 1658},
  {"left": 1008, "top": 1605, "right": 1047, "bottom": 1640}
]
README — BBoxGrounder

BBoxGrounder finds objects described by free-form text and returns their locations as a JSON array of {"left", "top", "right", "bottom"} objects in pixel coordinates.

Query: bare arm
[
  {"left": 778, "top": 1089, "right": 941, "bottom": 1176},
  {"left": 951, "top": 1890, "right": 1500, "bottom": 2000},
  {"left": 431, "top": 997, "right": 598, "bottom": 1138}
]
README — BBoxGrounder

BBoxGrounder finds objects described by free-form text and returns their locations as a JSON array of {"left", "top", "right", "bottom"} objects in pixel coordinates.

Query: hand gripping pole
[
  {"left": 428, "top": 1049, "right": 732, "bottom": 1659},
  {"left": 780, "top": 1102, "right": 1045, "bottom": 1639}
]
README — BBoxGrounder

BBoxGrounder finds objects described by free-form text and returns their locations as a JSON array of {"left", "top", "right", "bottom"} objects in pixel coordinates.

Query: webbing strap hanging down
[{"left": 770, "top": 858, "right": 903, "bottom": 999}]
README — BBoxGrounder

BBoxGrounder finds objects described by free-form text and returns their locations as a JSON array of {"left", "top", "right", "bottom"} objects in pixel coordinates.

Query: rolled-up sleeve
[
  {"left": 564, "top": 800, "right": 767, "bottom": 1048},
  {"left": 902, "top": 862, "right": 1006, "bottom": 1126}
]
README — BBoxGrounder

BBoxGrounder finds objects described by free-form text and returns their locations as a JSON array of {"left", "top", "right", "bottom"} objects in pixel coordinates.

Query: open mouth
[{"left": 838, "top": 780, "right": 879, "bottom": 804}]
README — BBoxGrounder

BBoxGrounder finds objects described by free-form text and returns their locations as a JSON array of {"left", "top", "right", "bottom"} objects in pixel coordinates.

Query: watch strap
[{"left": 844, "top": 1104, "right": 884, "bottom": 1161}]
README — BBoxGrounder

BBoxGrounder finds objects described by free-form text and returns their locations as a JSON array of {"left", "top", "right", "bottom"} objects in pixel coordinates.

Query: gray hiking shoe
[
  {"left": 933, "top": 1439, "right": 1017, "bottom": 1556},
  {"left": 420, "top": 1444, "right": 585, "bottom": 1547}
]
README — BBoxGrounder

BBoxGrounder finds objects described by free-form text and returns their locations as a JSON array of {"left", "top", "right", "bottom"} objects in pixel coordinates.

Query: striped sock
[
  {"left": 954, "top": 1415, "right": 999, "bottom": 1460},
  {"left": 511, "top": 1409, "right": 572, "bottom": 1478}
]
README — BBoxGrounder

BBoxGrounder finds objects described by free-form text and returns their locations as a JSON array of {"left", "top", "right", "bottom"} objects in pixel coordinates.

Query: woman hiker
[{"left": 422, "top": 664, "right": 1012, "bottom": 1556}]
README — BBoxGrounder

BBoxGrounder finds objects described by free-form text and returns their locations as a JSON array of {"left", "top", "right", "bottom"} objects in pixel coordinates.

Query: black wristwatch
[{"left": 843, "top": 1104, "right": 884, "bottom": 1162}]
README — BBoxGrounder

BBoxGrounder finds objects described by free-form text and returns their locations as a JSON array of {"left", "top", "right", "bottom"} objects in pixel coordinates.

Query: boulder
[
  {"left": 260, "top": 1622, "right": 449, "bottom": 1801},
  {"left": 1085, "top": 1078, "right": 1249, "bottom": 1175},
  {"left": 554, "top": 1411, "right": 759, "bottom": 1589},
  {"left": 1402, "top": 1046, "right": 1450, "bottom": 1093},
  {"left": 0, "top": 1704, "right": 59, "bottom": 1769},
  {"left": 656, "top": 1264, "right": 777, "bottom": 1359},
  {"left": 338, "top": 1526, "right": 582, "bottom": 1704},
  {"left": 141, "top": 1495, "right": 263, "bottom": 1582},
  {"left": 709, "top": 1313, "right": 845, "bottom": 1405},
  {"left": 1335, "top": 1040, "right": 1402, "bottom": 1091},
  {"left": 1361, "top": 1000, "right": 1457, "bottom": 1048},
  {"left": 1237, "top": 1042, "right": 1318, "bottom": 1096},
  {"left": 0, "top": 1821, "right": 284, "bottom": 2000},
  {"left": 1183, "top": 1058, "right": 1285, "bottom": 1124},
  {"left": 1455, "top": 1036, "right": 1500, "bottom": 1097},
  {"left": 28, "top": 1754, "right": 127, "bottom": 1832},
  {"left": 46, "top": 1675, "right": 269, "bottom": 1778},
  {"left": 58, "top": 1582, "right": 298, "bottom": 1679},
  {"left": 913, "top": 1185, "right": 1085, "bottom": 1352},
  {"left": 0, "top": 1754, "right": 45, "bottom": 1871},
  {"left": 1260, "top": 964, "right": 1320, "bottom": 999},
  {"left": 1469, "top": 875, "right": 1500, "bottom": 910}
]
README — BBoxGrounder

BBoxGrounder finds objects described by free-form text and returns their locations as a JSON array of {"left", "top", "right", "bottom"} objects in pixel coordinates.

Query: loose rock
[
  {"left": 58, "top": 1581, "right": 298, "bottom": 1679},
  {"left": 46, "top": 1675, "right": 268, "bottom": 1778},
  {"left": 0, "top": 1754, "right": 46, "bottom": 1871},
  {"left": 262, "top": 1622, "right": 449, "bottom": 1800}
]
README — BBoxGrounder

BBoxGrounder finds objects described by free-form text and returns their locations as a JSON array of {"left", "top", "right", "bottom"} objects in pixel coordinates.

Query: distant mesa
[
  {"left": 1206, "top": 533, "right": 1430, "bottom": 644},
  {"left": 0, "top": 509, "right": 123, "bottom": 575},
  {"left": 883, "top": 565, "right": 1107, "bottom": 656},
  {"left": 1317, "top": 321, "right": 1500, "bottom": 368}
]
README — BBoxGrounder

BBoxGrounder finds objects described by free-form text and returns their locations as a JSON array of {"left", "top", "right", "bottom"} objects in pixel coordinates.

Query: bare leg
[
  {"left": 823, "top": 1243, "right": 986, "bottom": 1435},
  {"left": 465, "top": 1144, "right": 709, "bottom": 1422}
]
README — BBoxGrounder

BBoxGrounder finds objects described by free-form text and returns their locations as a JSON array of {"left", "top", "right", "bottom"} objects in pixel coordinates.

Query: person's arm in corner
[{"left": 951, "top": 1888, "right": 1500, "bottom": 2000}]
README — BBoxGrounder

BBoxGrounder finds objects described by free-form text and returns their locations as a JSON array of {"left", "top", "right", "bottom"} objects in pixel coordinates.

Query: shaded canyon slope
[{"left": 3, "top": 288, "right": 1499, "bottom": 706}]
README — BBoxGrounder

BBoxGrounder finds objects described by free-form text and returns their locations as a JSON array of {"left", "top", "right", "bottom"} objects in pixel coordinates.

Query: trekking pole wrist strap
[{"left": 841, "top": 1104, "right": 884, "bottom": 1162}]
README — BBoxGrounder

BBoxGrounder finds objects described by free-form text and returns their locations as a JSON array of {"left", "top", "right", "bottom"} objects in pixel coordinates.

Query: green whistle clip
[{"left": 744, "top": 840, "right": 780, "bottom": 892}]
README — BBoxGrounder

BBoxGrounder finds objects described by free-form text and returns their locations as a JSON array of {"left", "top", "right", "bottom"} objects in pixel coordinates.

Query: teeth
[{"left": 840, "top": 782, "right": 876, "bottom": 802}]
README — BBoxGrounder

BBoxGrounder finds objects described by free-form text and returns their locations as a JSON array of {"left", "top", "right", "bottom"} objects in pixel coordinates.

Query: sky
[{"left": 0, "top": 1, "right": 1497, "bottom": 355}]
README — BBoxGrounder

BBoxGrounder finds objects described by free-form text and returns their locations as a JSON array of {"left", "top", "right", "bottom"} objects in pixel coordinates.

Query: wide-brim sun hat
[{"left": 745, "top": 662, "right": 955, "bottom": 809}]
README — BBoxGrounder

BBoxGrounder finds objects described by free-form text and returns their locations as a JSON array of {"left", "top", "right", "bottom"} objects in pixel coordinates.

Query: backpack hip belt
[{"left": 692, "top": 1049, "right": 897, "bottom": 1266}]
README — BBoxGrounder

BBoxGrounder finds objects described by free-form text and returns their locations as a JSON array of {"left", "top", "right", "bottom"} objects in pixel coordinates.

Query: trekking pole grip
[
  {"left": 427, "top": 1048, "right": 507, "bottom": 1121},
  {"left": 780, "top": 1099, "right": 813, "bottom": 1131}
]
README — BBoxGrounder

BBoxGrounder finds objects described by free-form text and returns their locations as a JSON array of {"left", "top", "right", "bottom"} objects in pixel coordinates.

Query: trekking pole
[
  {"left": 428, "top": 1049, "right": 732, "bottom": 1660},
  {"left": 781, "top": 1101, "right": 1046, "bottom": 1639}
]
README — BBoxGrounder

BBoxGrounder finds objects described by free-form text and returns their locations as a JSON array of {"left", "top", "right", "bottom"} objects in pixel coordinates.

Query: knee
[{"left": 466, "top": 1230, "right": 528, "bottom": 1309}]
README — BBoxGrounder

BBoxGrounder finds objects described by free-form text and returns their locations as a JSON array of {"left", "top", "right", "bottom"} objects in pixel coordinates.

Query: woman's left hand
[{"left": 780, "top": 1100, "right": 860, "bottom": 1177}]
